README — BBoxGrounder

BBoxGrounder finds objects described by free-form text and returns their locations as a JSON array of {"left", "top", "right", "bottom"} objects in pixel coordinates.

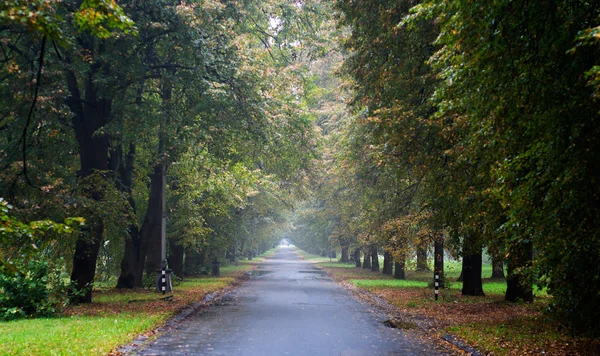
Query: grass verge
[
  {"left": 0, "top": 249, "right": 276, "bottom": 355},
  {"left": 298, "top": 249, "right": 599, "bottom": 355}
]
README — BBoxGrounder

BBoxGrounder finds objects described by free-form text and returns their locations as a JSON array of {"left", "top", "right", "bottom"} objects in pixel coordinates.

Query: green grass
[
  {"left": 0, "top": 247, "right": 278, "bottom": 355},
  {"left": 351, "top": 279, "right": 428, "bottom": 288},
  {"left": 319, "top": 261, "right": 357, "bottom": 268},
  {"left": 0, "top": 314, "right": 164, "bottom": 355}
]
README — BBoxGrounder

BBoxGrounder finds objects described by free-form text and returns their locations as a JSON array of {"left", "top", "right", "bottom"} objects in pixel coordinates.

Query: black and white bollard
[
  {"left": 155, "top": 267, "right": 172, "bottom": 294},
  {"left": 434, "top": 273, "right": 439, "bottom": 301}
]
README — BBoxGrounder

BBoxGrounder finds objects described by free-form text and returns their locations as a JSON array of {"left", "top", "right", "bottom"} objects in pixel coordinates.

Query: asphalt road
[{"left": 136, "top": 246, "right": 444, "bottom": 356}]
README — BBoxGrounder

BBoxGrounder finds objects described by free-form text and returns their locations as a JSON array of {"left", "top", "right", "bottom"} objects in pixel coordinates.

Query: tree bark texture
[
  {"left": 116, "top": 143, "right": 143, "bottom": 289},
  {"left": 362, "top": 250, "right": 371, "bottom": 269},
  {"left": 491, "top": 255, "right": 506, "bottom": 279},
  {"left": 141, "top": 166, "right": 163, "bottom": 277},
  {"left": 505, "top": 241, "right": 533, "bottom": 302},
  {"left": 211, "top": 256, "right": 220, "bottom": 277},
  {"left": 382, "top": 251, "right": 393, "bottom": 275},
  {"left": 371, "top": 247, "right": 379, "bottom": 272},
  {"left": 341, "top": 245, "right": 349, "bottom": 263},
  {"left": 168, "top": 240, "right": 184, "bottom": 278},
  {"left": 184, "top": 248, "right": 206, "bottom": 275},
  {"left": 394, "top": 261, "right": 406, "bottom": 280},
  {"left": 354, "top": 248, "right": 362, "bottom": 267},
  {"left": 417, "top": 244, "right": 430, "bottom": 271},
  {"left": 461, "top": 244, "right": 485, "bottom": 296},
  {"left": 66, "top": 55, "right": 112, "bottom": 302}
]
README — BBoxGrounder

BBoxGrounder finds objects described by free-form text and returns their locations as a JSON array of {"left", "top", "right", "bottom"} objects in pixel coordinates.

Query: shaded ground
[
  {"left": 318, "top": 263, "right": 600, "bottom": 356},
  {"left": 135, "top": 246, "right": 451, "bottom": 355}
]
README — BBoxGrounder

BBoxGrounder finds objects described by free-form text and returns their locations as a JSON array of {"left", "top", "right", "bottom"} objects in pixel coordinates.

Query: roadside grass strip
[
  {"left": 291, "top": 248, "right": 595, "bottom": 355},
  {"left": 0, "top": 315, "right": 161, "bottom": 355},
  {"left": 0, "top": 249, "right": 276, "bottom": 355}
]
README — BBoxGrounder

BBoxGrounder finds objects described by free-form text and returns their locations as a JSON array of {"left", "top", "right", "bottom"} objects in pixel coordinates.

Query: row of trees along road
[
  {"left": 0, "top": 0, "right": 332, "bottom": 306},
  {"left": 290, "top": 0, "right": 600, "bottom": 337},
  {"left": 1, "top": 0, "right": 600, "bottom": 338}
]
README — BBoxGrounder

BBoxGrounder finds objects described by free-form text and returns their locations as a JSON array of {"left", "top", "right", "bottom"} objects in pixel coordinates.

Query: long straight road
[{"left": 137, "top": 246, "right": 445, "bottom": 355}]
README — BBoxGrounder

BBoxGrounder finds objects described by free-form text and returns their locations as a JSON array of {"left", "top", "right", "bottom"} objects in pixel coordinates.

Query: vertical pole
[
  {"left": 161, "top": 163, "right": 167, "bottom": 270},
  {"left": 435, "top": 273, "right": 439, "bottom": 301}
]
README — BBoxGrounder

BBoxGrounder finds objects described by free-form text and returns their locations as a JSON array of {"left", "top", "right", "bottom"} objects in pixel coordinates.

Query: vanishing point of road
[{"left": 136, "top": 246, "right": 446, "bottom": 356}]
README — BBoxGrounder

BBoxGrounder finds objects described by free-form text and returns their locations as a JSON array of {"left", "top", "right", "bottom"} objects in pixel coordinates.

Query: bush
[{"left": 0, "top": 256, "right": 71, "bottom": 321}]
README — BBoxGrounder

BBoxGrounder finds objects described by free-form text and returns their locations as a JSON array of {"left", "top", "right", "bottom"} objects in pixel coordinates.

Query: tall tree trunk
[
  {"left": 354, "top": 248, "right": 361, "bottom": 267},
  {"left": 67, "top": 61, "right": 112, "bottom": 302},
  {"left": 461, "top": 242, "right": 485, "bottom": 296},
  {"left": 116, "top": 143, "right": 143, "bottom": 289},
  {"left": 142, "top": 74, "right": 171, "bottom": 280},
  {"left": 416, "top": 244, "right": 430, "bottom": 271},
  {"left": 394, "top": 260, "right": 406, "bottom": 279},
  {"left": 371, "top": 247, "right": 379, "bottom": 272},
  {"left": 168, "top": 240, "right": 184, "bottom": 279},
  {"left": 362, "top": 249, "right": 371, "bottom": 269},
  {"left": 382, "top": 251, "right": 393, "bottom": 275},
  {"left": 491, "top": 254, "right": 506, "bottom": 279},
  {"left": 434, "top": 233, "right": 445, "bottom": 288},
  {"left": 341, "top": 245, "right": 349, "bottom": 263},
  {"left": 505, "top": 241, "right": 533, "bottom": 302},
  {"left": 211, "top": 254, "right": 220, "bottom": 277},
  {"left": 140, "top": 166, "right": 163, "bottom": 277},
  {"left": 116, "top": 82, "right": 144, "bottom": 288},
  {"left": 233, "top": 239, "right": 239, "bottom": 266},
  {"left": 70, "top": 219, "right": 104, "bottom": 303},
  {"left": 184, "top": 248, "right": 206, "bottom": 276}
]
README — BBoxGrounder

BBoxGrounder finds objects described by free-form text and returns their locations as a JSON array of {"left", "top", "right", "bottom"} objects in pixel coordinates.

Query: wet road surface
[{"left": 136, "top": 246, "right": 444, "bottom": 355}]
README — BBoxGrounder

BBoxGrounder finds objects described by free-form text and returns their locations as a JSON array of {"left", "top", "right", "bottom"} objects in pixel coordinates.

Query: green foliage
[
  {"left": 0, "top": 256, "right": 73, "bottom": 321},
  {"left": 0, "top": 0, "right": 134, "bottom": 43},
  {"left": 74, "top": 0, "right": 136, "bottom": 38},
  {"left": 0, "top": 199, "right": 82, "bottom": 320}
]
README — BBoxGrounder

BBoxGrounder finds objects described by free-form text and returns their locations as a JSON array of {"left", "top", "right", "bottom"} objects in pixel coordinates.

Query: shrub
[{"left": 0, "top": 256, "right": 72, "bottom": 320}]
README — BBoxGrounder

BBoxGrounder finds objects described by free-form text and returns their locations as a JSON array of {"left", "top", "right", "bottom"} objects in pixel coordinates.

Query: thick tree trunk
[
  {"left": 394, "top": 260, "right": 405, "bottom": 280},
  {"left": 461, "top": 244, "right": 485, "bottom": 296},
  {"left": 341, "top": 245, "right": 349, "bottom": 263},
  {"left": 417, "top": 244, "right": 430, "bottom": 271},
  {"left": 434, "top": 234, "right": 445, "bottom": 288},
  {"left": 67, "top": 64, "right": 112, "bottom": 302},
  {"left": 371, "top": 247, "right": 379, "bottom": 272},
  {"left": 233, "top": 239, "right": 239, "bottom": 266},
  {"left": 116, "top": 225, "right": 142, "bottom": 288},
  {"left": 184, "top": 248, "right": 206, "bottom": 276},
  {"left": 116, "top": 143, "right": 143, "bottom": 289},
  {"left": 382, "top": 251, "right": 393, "bottom": 275},
  {"left": 168, "top": 241, "right": 184, "bottom": 279},
  {"left": 362, "top": 250, "right": 371, "bottom": 269},
  {"left": 505, "top": 242, "right": 533, "bottom": 302},
  {"left": 491, "top": 255, "right": 506, "bottom": 279},
  {"left": 354, "top": 249, "right": 361, "bottom": 267},
  {"left": 70, "top": 220, "right": 104, "bottom": 303},
  {"left": 211, "top": 255, "right": 220, "bottom": 277},
  {"left": 141, "top": 166, "right": 163, "bottom": 277}
]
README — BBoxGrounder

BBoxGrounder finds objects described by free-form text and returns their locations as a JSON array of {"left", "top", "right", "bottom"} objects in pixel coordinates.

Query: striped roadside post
[
  {"left": 434, "top": 273, "right": 439, "bottom": 301},
  {"left": 161, "top": 267, "right": 167, "bottom": 294}
]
